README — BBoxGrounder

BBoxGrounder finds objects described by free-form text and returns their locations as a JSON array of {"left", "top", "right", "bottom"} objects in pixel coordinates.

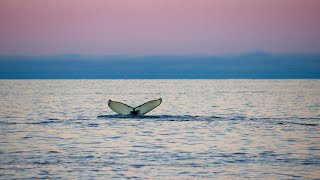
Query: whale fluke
[{"left": 108, "top": 98, "right": 162, "bottom": 115}]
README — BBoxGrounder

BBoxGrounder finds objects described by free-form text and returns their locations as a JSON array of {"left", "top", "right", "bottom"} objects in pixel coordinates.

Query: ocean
[{"left": 0, "top": 80, "right": 319, "bottom": 179}]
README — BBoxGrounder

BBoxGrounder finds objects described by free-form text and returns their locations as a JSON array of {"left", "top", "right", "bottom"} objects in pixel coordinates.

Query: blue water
[{"left": 0, "top": 80, "right": 319, "bottom": 179}]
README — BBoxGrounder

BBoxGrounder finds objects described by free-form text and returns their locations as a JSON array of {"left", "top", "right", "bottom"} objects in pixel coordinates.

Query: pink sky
[{"left": 0, "top": 0, "right": 320, "bottom": 54}]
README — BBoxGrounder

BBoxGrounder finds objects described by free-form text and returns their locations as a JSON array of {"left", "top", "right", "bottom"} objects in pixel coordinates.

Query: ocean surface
[{"left": 0, "top": 80, "right": 319, "bottom": 179}]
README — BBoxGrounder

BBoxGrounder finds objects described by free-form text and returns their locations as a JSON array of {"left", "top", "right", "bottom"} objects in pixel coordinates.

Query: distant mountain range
[{"left": 0, "top": 53, "right": 319, "bottom": 79}]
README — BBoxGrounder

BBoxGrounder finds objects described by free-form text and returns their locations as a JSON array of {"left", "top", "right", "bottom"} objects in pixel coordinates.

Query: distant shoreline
[{"left": 1, "top": 54, "right": 320, "bottom": 79}]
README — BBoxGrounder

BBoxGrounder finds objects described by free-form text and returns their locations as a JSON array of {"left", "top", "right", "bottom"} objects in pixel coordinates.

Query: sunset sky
[{"left": 0, "top": 0, "right": 320, "bottom": 55}]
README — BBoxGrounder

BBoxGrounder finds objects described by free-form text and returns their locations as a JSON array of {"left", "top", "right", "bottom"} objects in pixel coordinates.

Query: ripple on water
[{"left": 1, "top": 80, "right": 319, "bottom": 179}]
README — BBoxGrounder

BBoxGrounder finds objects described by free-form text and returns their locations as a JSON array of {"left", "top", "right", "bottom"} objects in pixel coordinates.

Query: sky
[{"left": 0, "top": 0, "right": 320, "bottom": 55}]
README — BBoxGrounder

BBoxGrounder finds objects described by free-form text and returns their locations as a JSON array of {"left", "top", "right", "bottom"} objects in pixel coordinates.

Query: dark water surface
[{"left": 0, "top": 80, "right": 319, "bottom": 179}]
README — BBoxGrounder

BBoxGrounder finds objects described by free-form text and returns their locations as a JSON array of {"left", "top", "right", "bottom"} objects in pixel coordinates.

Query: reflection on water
[{"left": 0, "top": 80, "right": 319, "bottom": 179}]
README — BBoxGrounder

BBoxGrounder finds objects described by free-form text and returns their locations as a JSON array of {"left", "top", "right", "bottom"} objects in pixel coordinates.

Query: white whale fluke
[{"left": 108, "top": 98, "right": 162, "bottom": 116}]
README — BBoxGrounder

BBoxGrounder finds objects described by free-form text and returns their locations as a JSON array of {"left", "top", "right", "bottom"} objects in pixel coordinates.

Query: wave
[
  {"left": 97, "top": 115, "right": 319, "bottom": 126},
  {"left": 97, "top": 114, "right": 222, "bottom": 121},
  {"left": 1, "top": 115, "right": 319, "bottom": 126}
]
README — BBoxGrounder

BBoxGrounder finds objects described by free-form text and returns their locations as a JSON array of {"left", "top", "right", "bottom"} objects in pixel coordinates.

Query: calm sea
[{"left": 0, "top": 80, "right": 319, "bottom": 179}]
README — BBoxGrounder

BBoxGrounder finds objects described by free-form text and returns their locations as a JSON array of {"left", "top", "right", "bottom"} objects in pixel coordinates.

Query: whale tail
[{"left": 108, "top": 98, "right": 162, "bottom": 115}]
